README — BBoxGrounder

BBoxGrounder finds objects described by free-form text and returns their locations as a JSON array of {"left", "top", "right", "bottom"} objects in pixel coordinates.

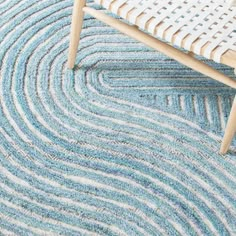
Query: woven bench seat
[{"left": 95, "top": 0, "right": 236, "bottom": 68}]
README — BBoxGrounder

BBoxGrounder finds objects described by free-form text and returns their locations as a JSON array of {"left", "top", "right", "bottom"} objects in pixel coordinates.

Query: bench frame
[{"left": 67, "top": 0, "right": 236, "bottom": 154}]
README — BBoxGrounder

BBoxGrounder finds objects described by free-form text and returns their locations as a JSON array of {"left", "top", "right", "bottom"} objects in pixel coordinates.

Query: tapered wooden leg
[
  {"left": 220, "top": 96, "right": 236, "bottom": 154},
  {"left": 68, "top": 0, "right": 86, "bottom": 69}
]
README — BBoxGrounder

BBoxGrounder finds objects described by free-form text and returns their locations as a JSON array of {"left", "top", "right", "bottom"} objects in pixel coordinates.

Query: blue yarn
[{"left": 0, "top": 0, "right": 236, "bottom": 235}]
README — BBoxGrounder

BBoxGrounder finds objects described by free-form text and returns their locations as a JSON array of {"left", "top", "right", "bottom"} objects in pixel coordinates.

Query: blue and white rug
[{"left": 0, "top": 0, "right": 236, "bottom": 235}]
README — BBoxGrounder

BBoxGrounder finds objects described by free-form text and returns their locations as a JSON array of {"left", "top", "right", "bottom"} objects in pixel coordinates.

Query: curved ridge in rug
[{"left": 0, "top": 0, "right": 236, "bottom": 235}]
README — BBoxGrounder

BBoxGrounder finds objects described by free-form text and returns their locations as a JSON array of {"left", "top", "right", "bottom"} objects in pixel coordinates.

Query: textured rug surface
[{"left": 0, "top": 0, "right": 236, "bottom": 235}]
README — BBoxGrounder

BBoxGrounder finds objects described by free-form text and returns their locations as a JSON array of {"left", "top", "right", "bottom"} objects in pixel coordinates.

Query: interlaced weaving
[{"left": 95, "top": 0, "right": 236, "bottom": 63}]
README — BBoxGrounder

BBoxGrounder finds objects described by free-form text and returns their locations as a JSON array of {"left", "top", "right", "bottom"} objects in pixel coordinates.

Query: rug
[{"left": 0, "top": 0, "right": 236, "bottom": 235}]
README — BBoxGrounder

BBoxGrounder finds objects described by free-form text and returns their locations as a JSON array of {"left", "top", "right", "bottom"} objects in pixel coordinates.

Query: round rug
[{"left": 0, "top": 0, "right": 236, "bottom": 235}]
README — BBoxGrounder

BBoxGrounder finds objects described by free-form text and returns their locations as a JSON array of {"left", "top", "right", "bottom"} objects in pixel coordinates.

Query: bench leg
[
  {"left": 220, "top": 96, "right": 236, "bottom": 154},
  {"left": 68, "top": 0, "right": 86, "bottom": 69}
]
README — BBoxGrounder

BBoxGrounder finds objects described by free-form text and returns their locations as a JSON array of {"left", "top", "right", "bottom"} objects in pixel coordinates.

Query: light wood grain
[
  {"left": 220, "top": 96, "right": 236, "bottom": 154},
  {"left": 68, "top": 0, "right": 86, "bottom": 69}
]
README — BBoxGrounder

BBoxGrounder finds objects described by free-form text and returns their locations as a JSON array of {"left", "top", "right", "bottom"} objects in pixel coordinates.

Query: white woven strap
[{"left": 95, "top": 0, "right": 236, "bottom": 64}]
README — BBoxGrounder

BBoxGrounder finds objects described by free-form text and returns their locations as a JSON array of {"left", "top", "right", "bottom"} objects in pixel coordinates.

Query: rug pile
[{"left": 0, "top": 0, "right": 236, "bottom": 235}]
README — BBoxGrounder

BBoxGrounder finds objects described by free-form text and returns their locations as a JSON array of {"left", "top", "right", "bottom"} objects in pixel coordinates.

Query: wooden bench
[{"left": 67, "top": 0, "right": 236, "bottom": 154}]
